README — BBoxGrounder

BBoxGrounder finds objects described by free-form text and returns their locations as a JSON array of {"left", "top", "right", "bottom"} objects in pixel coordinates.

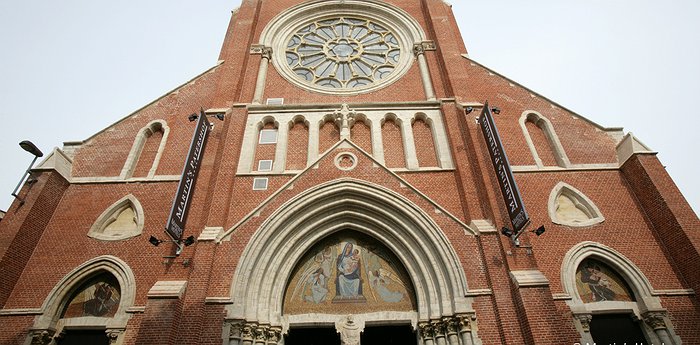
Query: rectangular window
[
  {"left": 258, "top": 160, "right": 273, "bottom": 172},
  {"left": 253, "top": 177, "right": 269, "bottom": 190},
  {"left": 266, "top": 98, "right": 284, "bottom": 105},
  {"left": 259, "top": 129, "right": 278, "bottom": 144}
]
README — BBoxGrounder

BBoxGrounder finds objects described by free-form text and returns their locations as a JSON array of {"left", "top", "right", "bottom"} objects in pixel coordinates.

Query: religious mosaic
[
  {"left": 284, "top": 232, "right": 416, "bottom": 314},
  {"left": 576, "top": 259, "right": 635, "bottom": 303},
  {"left": 61, "top": 274, "right": 121, "bottom": 318}
]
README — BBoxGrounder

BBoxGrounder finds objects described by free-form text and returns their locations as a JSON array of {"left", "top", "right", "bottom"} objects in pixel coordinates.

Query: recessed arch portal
[{"left": 226, "top": 179, "right": 475, "bottom": 333}]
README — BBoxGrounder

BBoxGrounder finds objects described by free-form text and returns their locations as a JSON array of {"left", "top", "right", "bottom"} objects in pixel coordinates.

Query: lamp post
[{"left": 11, "top": 140, "right": 44, "bottom": 205}]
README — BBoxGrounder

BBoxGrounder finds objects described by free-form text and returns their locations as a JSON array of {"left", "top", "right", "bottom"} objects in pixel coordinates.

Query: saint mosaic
[{"left": 284, "top": 233, "right": 415, "bottom": 315}]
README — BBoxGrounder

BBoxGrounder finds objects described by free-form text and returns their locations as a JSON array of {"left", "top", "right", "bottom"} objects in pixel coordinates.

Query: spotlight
[
  {"left": 491, "top": 107, "right": 501, "bottom": 115},
  {"left": 215, "top": 113, "right": 225, "bottom": 121},
  {"left": 149, "top": 235, "right": 164, "bottom": 246},
  {"left": 532, "top": 225, "right": 546, "bottom": 236},
  {"left": 182, "top": 235, "right": 195, "bottom": 247},
  {"left": 188, "top": 113, "right": 199, "bottom": 122},
  {"left": 500, "top": 227, "right": 514, "bottom": 237},
  {"left": 465, "top": 106, "right": 474, "bottom": 114}
]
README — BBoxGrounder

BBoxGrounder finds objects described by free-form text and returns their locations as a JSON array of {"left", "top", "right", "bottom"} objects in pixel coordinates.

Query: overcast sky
[{"left": 0, "top": 1, "right": 697, "bottom": 216}]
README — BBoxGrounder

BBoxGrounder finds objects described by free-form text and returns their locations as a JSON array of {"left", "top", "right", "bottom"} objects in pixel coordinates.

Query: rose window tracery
[{"left": 285, "top": 17, "right": 402, "bottom": 91}]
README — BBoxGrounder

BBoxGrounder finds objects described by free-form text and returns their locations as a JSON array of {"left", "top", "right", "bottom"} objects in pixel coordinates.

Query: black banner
[
  {"left": 478, "top": 103, "right": 529, "bottom": 233},
  {"left": 165, "top": 110, "right": 211, "bottom": 240}
]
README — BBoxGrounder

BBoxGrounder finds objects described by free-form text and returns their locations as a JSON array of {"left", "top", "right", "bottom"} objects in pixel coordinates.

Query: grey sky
[{"left": 0, "top": 1, "right": 697, "bottom": 216}]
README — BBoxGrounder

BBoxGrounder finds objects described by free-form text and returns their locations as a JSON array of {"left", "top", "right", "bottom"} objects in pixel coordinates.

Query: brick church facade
[{"left": 1, "top": 1, "right": 698, "bottom": 344}]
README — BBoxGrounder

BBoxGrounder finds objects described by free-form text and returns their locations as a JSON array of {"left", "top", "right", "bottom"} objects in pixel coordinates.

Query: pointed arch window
[
  {"left": 520, "top": 111, "right": 570, "bottom": 168},
  {"left": 381, "top": 114, "right": 406, "bottom": 169},
  {"left": 548, "top": 182, "right": 604, "bottom": 227},
  {"left": 88, "top": 194, "right": 145, "bottom": 241},
  {"left": 120, "top": 120, "right": 169, "bottom": 179}
]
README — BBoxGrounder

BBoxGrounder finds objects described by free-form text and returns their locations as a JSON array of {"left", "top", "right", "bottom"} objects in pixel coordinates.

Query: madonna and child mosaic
[
  {"left": 576, "top": 259, "right": 635, "bottom": 303},
  {"left": 61, "top": 274, "right": 121, "bottom": 318},
  {"left": 284, "top": 233, "right": 416, "bottom": 314}
]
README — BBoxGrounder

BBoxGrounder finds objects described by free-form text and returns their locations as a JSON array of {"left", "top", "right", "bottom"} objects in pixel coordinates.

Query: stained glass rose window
[{"left": 285, "top": 17, "right": 402, "bottom": 91}]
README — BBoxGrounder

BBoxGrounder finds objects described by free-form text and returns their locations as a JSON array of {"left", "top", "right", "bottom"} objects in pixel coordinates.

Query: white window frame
[
  {"left": 258, "top": 160, "right": 273, "bottom": 172},
  {"left": 253, "top": 177, "right": 269, "bottom": 191}
]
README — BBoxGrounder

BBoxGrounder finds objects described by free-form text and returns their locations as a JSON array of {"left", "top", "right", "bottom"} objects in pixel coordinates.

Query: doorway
[
  {"left": 362, "top": 325, "right": 417, "bottom": 345},
  {"left": 56, "top": 329, "right": 110, "bottom": 345},
  {"left": 590, "top": 314, "right": 647, "bottom": 345},
  {"left": 285, "top": 327, "right": 340, "bottom": 345}
]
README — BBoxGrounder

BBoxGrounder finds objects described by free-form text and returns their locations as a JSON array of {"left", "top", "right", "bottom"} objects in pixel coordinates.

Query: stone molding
[
  {"left": 547, "top": 182, "right": 605, "bottom": 228},
  {"left": 616, "top": 132, "right": 656, "bottom": 166},
  {"left": 519, "top": 110, "right": 571, "bottom": 168},
  {"left": 226, "top": 178, "right": 474, "bottom": 325},
  {"left": 120, "top": 119, "right": 170, "bottom": 179},
  {"left": 88, "top": 194, "right": 145, "bottom": 241},
  {"left": 198, "top": 226, "right": 224, "bottom": 241},
  {"left": 34, "top": 148, "right": 73, "bottom": 182}
]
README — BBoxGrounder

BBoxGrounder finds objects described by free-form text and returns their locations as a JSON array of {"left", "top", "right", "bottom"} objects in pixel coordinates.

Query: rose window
[{"left": 285, "top": 17, "right": 402, "bottom": 91}]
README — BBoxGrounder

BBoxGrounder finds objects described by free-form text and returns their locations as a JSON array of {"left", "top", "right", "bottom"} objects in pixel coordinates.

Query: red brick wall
[
  {"left": 412, "top": 118, "right": 438, "bottom": 168},
  {"left": 132, "top": 128, "right": 164, "bottom": 177},
  {"left": 351, "top": 121, "right": 372, "bottom": 155},
  {"left": 286, "top": 120, "right": 309, "bottom": 171},
  {"left": 382, "top": 118, "right": 405, "bottom": 169},
  {"left": 525, "top": 120, "right": 558, "bottom": 166}
]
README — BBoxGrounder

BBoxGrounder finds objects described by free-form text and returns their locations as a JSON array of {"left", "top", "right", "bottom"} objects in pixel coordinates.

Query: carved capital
[
  {"left": 228, "top": 321, "right": 244, "bottom": 339},
  {"left": 413, "top": 41, "right": 436, "bottom": 56},
  {"left": 105, "top": 330, "right": 122, "bottom": 344},
  {"left": 432, "top": 320, "right": 446, "bottom": 338},
  {"left": 444, "top": 317, "right": 459, "bottom": 335},
  {"left": 241, "top": 323, "right": 255, "bottom": 341},
  {"left": 254, "top": 325, "right": 269, "bottom": 342},
  {"left": 456, "top": 314, "right": 474, "bottom": 333},
  {"left": 30, "top": 330, "right": 54, "bottom": 345},
  {"left": 250, "top": 45, "right": 273, "bottom": 59},
  {"left": 643, "top": 312, "right": 668, "bottom": 330},
  {"left": 419, "top": 322, "right": 435, "bottom": 340},
  {"left": 574, "top": 314, "right": 593, "bottom": 332},
  {"left": 267, "top": 327, "right": 282, "bottom": 343}
]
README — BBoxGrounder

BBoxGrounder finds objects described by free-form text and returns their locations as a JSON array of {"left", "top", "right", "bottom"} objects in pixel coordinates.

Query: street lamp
[{"left": 11, "top": 140, "right": 44, "bottom": 205}]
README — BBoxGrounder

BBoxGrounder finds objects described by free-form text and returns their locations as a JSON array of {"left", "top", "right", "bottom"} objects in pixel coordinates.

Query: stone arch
[
  {"left": 120, "top": 119, "right": 169, "bottom": 179},
  {"left": 548, "top": 182, "right": 604, "bottom": 227},
  {"left": 226, "top": 179, "right": 473, "bottom": 329},
  {"left": 381, "top": 113, "right": 406, "bottom": 168},
  {"left": 411, "top": 112, "right": 439, "bottom": 168},
  {"left": 29, "top": 256, "right": 136, "bottom": 344},
  {"left": 519, "top": 111, "right": 570, "bottom": 168},
  {"left": 88, "top": 194, "right": 145, "bottom": 241},
  {"left": 561, "top": 242, "right": 680, "bottom": 345}
]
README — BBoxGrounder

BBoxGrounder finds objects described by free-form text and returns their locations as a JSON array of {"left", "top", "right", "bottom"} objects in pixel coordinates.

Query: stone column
[
  {"left": 369, "top": 116, "right": 385, "bottom": 165},
  {"left": 432, "top": 320, "right": 447, "bottom": 345},
  {"left": 228, "top": 321, "right": 244, "bottom": 345},
  {"left": 307, "top": 119, "right": 320, "bottom": 166},
  {"left": 457, "top": 315, "right": 475, "bottom": 345},
  {"left": 253, "top": 325, "right": 268, "bottom": 345},
  {"left": 573, "top": 313, "right": 594, "bottom": 345},
  {"left": 399, "top": 116, "right": 419, "bottom": 170},
  {"left": 413, "top": 43, "right": 436, "bottom": 101},
  {"left": 419, "top": 322, "right": 435, "bottom": 345},
  {"left": 273, "top": 118, "right": 289, "bottom": 173},
  {"left": 252, "top": 46, "right": 272, "bottom": 104},
  {"left": 643, "top": 312, "right": 675, "bottom": 345},
  {"left": 443, "top": 317, "right": 460, "bottom": 345},
  {"left": 241, "top": 323, "right": 255, "bottom": 345}
]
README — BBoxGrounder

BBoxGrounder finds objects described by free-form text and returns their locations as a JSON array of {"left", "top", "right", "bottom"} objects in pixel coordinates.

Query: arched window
[
  {"left": 548, "top": 182, "right": 604, "bottom": 227},
  {"left": 120, "top": 120, "right": 169, "bottom": 179},
  {"left": 381, "top": 114, "right": 405, "bottom": 169},
  {"left": 254, "top": 117, "right": 279, "bottom": 172},
  {"left": 286, "top": 116, "right": 309, "bottom": 171},
  {"left": 412, "top": 114, "right": 438, "bottom": 168},
  {"left": 562, "top": 242, "right": 681, "bottom": 345},
  {"left": 27, "top": 256, "right": 136, "bottom": 345},
  {"left": 520, "top": 111, "right": 570, "bottom": 168}
]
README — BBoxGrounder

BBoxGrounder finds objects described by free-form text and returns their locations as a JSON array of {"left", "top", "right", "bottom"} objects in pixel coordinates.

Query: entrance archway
[{"left": 225, "top": 179, "right": 480, "bottom": 345}]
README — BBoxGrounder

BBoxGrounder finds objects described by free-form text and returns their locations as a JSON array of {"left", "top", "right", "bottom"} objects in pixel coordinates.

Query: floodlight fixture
[
  {"left": 491, "top": 107, "right": 501, "bottom": 115},
  {"left": 215, "top": 113, "right": 225, "bottom": 121},
  {"left": 500, "top": 227, "right": 514, "bottom": 237},
  {"left": 149, "top": 235, "right": 164, "bottom": 246},
  {"left": 465, "top": 106, "right": 474, "bottom": 114},
  {"left": 183, "top": 235, "right": 196, "bottom": 247},
  {"left": 532, "top": 225, "right": 546, "bottom": 236},
  {"left": 188, "top": 113, "right": 199, "bottom": 122}
]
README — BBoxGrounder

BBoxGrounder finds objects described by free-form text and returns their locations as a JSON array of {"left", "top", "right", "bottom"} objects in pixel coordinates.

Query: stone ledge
[
  {"left": 147, "top": 281, "right": 187, "bottom": 299},
  {"left": 510, "top": 270, "right": 550, "bottom": 288},
  {"left": 199, "top": 227, "right": 224, "bottom": 242}
]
